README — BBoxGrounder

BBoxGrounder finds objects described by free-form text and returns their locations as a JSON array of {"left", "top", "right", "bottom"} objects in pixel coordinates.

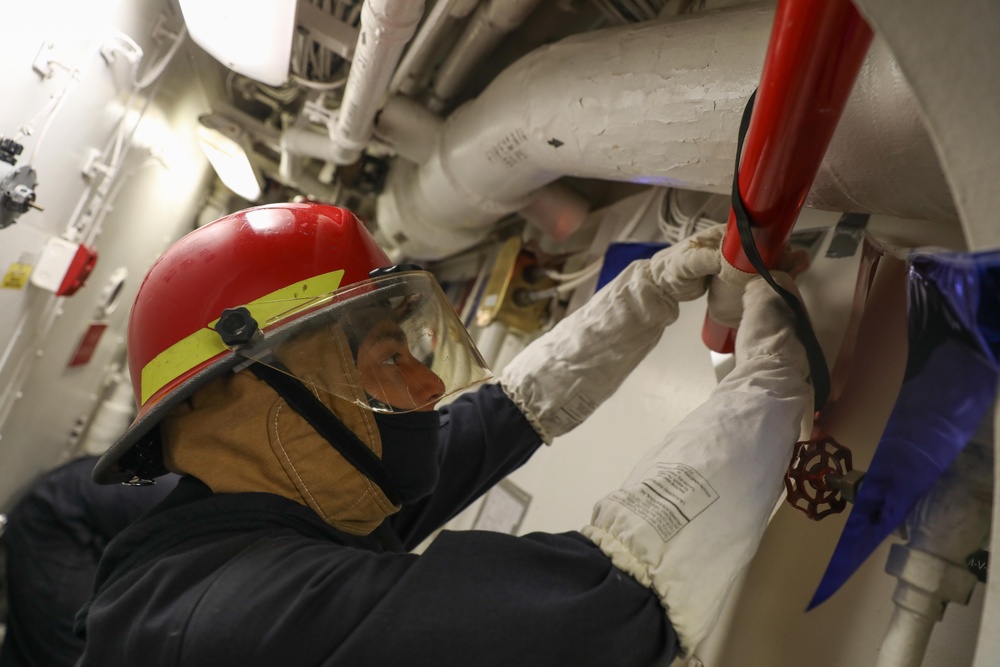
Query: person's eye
[{"left": 381, "top": 353, "right": 401, "bottom": 366}]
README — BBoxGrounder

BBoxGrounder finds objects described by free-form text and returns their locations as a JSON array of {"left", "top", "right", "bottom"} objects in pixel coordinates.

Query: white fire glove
[
  {"left": 707, "top": 243, "right": 813, "bottom": 331},
  {"left": 498, "top": 224, "right": 726, "bottom": 443},
  {"left": 581, "top": 272, "right": 814, "bottom": 656}
]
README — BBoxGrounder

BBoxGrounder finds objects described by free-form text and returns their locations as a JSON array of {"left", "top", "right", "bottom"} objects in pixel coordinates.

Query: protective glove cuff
[
  {"left": 497, "top": 379, "right": 555, "bottom": 445},
  {"left": 497, "top": 262, "right": 678, "bottom": 442},
  {"left": 582, "top": 351, "right": 813, "bottom": 655}
]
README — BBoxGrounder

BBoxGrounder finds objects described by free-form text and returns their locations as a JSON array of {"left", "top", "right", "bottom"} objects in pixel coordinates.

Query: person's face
[{"left": 355, "top": 319, "right": 446, "bottom": 412}]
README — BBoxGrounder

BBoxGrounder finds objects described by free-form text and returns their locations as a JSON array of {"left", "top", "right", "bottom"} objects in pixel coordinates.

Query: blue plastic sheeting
[
  {"left": 809, "top": 248, "right": 1000, "bottom": 609},
  {"left": 596, "top": 242, "right": 670, "bottom": 291}
]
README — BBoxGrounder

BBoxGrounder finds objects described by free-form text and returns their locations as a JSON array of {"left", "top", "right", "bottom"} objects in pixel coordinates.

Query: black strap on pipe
[
  {"left": 730, "top": 89, "right": 831, "bottom": 411},
  {"left": 248, "top": 363, "right": 402, "bottom": 506}
]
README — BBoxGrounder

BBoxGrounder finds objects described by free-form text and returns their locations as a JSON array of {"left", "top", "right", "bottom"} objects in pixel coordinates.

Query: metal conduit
[{"left": 702, "top": 0, "right": 874, "bottom": 353}]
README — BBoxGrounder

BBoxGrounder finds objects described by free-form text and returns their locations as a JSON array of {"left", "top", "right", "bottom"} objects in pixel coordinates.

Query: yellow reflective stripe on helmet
[{"left": 140, "top": 269, "right": 345, "bottom": 405}]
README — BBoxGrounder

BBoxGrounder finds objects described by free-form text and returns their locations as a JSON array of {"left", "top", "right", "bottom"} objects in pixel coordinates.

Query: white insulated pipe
[
  {"left": 390, "top": 0, "right": 480, "bottom": 96},
  {"left": 428, "top": 0, "right": 543, "bottom": 112},
  {"left": 283, "top": 125, "right": 345, "bottom": 164},
  {"left": 375, "top": 95, "right": 444, "bottom": 163},
  {"left": 376, "top": 95, "right": 590, "bottom": 240},
  {"left": 376, "top": 2, "right": 956, "bottom": 260},
  {"left": 328, "top": 0, "right": 425, "bottom": 165}
]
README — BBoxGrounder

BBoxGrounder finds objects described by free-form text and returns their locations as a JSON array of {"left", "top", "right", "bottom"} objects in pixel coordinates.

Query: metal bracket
[
  {"left": 32, "top": 41, "right": 63, "bottom": 79},
  {"left": 82, "top": 148, "right": 113, "bottom": 181}
]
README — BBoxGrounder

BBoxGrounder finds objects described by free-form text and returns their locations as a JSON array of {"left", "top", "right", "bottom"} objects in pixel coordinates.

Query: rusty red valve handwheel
[{"left": 784, "top": 436, "right": 855, "bottom": 520}]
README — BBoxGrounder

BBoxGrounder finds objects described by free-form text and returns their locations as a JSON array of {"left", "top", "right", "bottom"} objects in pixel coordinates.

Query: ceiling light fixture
[
  {"left": 177, "top": 0, "right": 296, "bottom": 86},
  {"left": 196, "top": 114, "right": 263, "bottom": 202}
]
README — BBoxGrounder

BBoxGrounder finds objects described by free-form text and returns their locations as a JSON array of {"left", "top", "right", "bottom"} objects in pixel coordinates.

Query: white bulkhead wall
[{"left": 0, "top": 0, "right": 213, "bottom": 507}]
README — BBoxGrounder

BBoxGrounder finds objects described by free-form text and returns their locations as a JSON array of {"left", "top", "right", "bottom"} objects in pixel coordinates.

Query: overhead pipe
[
  {"left": 327, "top": 0, "right": 425, "bottom": 165},
  {"left": 282, "top": 125, "right": 344, "bottom": 164},
  {"left": 375, "top": 95, "right": 445, "bottom": 163},
  {"left": 375, "top": 3, "right": 953, "bottom": 260},
  {"left": 389, "top": 0, "right": 481, "bottom": 97},
  {"left": 427, "top": 0, "right": 544, "bottom": 112},
  {"left": 702, "top": 0, "right": 874, "bottom": 352},
  {"left": 375, "top": 95, "right": 590, "bottom": 242}
]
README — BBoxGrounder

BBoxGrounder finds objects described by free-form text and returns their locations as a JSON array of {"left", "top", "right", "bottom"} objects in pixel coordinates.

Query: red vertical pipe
[{"left": 702, "top": 0, "right": 874, "bottom": 353}]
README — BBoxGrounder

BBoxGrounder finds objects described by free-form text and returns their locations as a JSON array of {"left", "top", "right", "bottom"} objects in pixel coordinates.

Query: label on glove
[
  {"left": 547, "top": 391, "right": 599, "bottom": 434},
  {"left": 608, "top": 463, "right": 718, "bottom": 543}
]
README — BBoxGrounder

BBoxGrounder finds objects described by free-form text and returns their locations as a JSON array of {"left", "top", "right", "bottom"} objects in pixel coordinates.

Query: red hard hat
[{"left": 94, "top": 203, "right": 393, "bottom": 483}]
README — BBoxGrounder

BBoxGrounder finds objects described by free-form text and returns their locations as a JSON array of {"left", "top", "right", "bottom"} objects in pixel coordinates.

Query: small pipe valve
[{"left": 785, "top": 436, "right": 866, "bottom": 520}]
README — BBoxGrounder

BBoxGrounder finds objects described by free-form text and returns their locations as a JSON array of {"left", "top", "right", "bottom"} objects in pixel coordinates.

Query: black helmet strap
[
  {"left": 248, "top": 362, "right": 402, "bottom": 506},
  {"left": 217, "top": 306, "right": 402, "bottom": 506}
]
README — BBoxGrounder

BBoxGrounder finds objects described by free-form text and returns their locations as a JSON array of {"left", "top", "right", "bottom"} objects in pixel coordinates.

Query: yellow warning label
[{"left": 2, "top": 263, "right": 33, "bottom": 289}]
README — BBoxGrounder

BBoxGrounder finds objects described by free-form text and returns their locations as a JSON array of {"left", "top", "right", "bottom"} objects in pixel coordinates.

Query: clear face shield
[{"left": 224, "top": 272, "right": 492, "bottom": 413}]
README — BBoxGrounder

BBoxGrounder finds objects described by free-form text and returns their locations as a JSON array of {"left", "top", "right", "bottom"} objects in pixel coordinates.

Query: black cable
[{"left": 730, "top": 90, "right": 831, "bottom": 411}]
